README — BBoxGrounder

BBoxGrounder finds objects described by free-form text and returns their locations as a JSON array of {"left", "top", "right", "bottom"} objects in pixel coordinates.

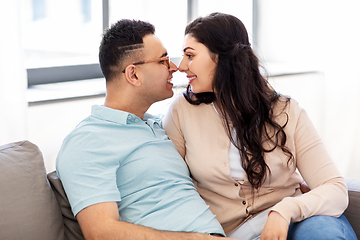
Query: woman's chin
[{"left": 191, "top": 87, "right": 211, "bottom": 94}]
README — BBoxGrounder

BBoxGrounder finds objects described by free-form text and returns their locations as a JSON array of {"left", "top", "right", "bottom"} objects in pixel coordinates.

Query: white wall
[
  {"left": 0, "top": 0, "right": 28, "bottom": 145},
  {"left": 256, "top": 0, "right": 360, "bottom": 178},
  {"left": 2, "top": 1, "right": 359, "bottom": 178}
]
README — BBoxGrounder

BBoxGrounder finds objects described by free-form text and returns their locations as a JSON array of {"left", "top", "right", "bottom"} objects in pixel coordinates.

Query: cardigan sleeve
[
  {"left": 270, "top": 102, "right": 348, "bottom": 223},
  {"left": 163, "top": 95, "right": 186, "bottom": 158}
]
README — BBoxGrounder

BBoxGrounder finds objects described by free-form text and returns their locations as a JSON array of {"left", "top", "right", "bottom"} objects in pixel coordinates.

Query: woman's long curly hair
[{"left": 184, "top": 12, "right": 293, "bottom": 189}]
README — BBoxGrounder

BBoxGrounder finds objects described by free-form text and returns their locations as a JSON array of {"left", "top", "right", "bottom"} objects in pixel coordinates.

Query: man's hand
[{"left": 260, "top": 211, "right": 289, "bottom": 240}]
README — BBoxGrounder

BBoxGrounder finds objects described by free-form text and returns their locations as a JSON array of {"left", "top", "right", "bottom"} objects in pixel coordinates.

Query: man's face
[{"left": 136, "top": 34, "right": 177, "bottom": 104}]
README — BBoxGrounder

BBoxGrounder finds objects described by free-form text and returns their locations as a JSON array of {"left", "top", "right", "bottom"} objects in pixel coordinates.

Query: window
[
  {"left": 22, "top": 0, "right": 103, "bottom": 86},
  {"left": 24, "top": 0, "right": 253, "bottom": 87},
  {"left": 22, "top": 0, "right": 102, "bottom": 68},
  {"left": 109, "top": 0, "right": 187, "bottom": 59},
  {"left": 198, "top": 0, "right": 253, "bottom": 41}
]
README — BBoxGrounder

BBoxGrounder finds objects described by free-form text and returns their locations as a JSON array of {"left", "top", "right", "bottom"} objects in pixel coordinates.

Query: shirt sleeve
[
  {"left": 57, "top": 132, "right": 122, "bottom": 216},
  {"left": 271, "top": 101, "right": 348, "bottom": 222}
]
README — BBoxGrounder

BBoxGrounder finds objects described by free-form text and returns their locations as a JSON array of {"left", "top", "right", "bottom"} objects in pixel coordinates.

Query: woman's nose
[{"left": 178, "top": 57, "right": 187, "bottom": 72}]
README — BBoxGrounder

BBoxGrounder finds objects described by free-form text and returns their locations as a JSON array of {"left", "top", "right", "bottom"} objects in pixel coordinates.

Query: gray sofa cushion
[
  {"left": 47, "top": 171, "right": 85, "bottom": 240},
  {"left": 345, "top": 177, "right": 360, "bottom": 239},
  {"left": 0, "top": 141, "right": 65, "bottom": 240}
]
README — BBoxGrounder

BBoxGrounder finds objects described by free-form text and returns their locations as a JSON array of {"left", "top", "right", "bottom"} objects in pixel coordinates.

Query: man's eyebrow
[
  {"left": 183, "top": 47, "right": 194, "bottom": 52},
  {"left": 160, "top": 52, "right": 168, "bottom": 58}
]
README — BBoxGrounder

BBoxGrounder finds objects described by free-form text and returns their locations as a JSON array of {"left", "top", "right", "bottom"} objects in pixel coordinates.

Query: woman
[{"left": 163, "top": 12, "right": 356, "bottom": 240}]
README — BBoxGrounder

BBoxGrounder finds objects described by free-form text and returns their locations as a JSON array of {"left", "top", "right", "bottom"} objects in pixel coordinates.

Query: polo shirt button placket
[{"left": 126, "top": 115, "right": 131, "bottom": 124}]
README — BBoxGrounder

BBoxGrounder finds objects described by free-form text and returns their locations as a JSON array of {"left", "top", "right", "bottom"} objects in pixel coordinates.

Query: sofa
[{"left": 0, "top": 140, "right": 359, "bottom": 240}]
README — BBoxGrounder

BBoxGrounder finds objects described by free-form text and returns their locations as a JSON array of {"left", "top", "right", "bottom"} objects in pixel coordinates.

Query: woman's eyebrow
[{"left": 183, "top": 47, "right": 194, "bottom": 52}]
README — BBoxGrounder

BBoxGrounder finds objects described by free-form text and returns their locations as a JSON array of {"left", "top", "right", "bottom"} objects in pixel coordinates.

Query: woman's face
[{"left": 178, "top": 34, "right": 218, "bottom": 93}]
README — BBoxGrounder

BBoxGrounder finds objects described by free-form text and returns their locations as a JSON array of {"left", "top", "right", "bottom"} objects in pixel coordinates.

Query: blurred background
[{"left": 1, "top": 0, "right": 359, "bottom": 178}]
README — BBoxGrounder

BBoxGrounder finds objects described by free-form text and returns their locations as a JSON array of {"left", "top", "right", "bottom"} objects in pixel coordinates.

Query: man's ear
[{"left": 124, "top": 65, "right": 141, "bottom": 87}]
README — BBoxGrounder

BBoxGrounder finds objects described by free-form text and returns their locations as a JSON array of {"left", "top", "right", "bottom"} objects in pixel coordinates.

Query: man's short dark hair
[{"left": 99, "top": 19, "right": 155, "bottom": 81}]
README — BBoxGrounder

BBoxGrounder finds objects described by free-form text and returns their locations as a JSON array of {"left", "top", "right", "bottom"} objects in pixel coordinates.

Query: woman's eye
[{"left": 186, "top": 54, "right": 193, "bottom": 59}]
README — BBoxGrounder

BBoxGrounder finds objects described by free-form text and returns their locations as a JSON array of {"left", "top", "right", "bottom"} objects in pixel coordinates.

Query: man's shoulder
[
  {"left": 143, "top": 112, "right": 163, "bottom": 127},
  {"left": 143, "top": 112, "right": 163, "bottom": 121}
]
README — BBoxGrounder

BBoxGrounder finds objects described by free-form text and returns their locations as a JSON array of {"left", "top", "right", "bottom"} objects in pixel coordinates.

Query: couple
[{"left": 56, "top": 13, "right": 356, "bottom": 240}]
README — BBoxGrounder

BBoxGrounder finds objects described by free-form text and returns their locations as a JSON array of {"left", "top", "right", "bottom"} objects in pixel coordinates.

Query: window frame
[
  {"left": 27, "top": 0, "right": 110, "bottom": 86},
  {"left": 27, "top": 0, "right": 256, "bottom": 86}
]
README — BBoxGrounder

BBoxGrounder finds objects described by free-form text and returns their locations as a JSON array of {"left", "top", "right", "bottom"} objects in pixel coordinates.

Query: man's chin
[
  {"left": 155, "top": 91, "right": 174, "bottom": 103},
  {"left": 165, "top": 89, "right": 174, "bottom": 99}
]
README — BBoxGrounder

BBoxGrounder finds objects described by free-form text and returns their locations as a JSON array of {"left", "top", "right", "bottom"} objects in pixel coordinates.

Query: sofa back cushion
[
  {"left": 0, "top": 141, "right": 65, "bottom": 240},
  {"left": 344, "top": 177, "right": 360, "bottom": 239},
  {"left": 47, "top": 171, "right": 85, "bottom": 240}
]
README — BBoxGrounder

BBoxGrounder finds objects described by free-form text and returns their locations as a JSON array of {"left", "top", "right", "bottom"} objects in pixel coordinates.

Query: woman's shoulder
[
  {"left": 167, "top": 92, "right": 187, "bottom": 112},
  {"left": 167, "top": 92, "right": 215, "bottom": 118},
  {"left": 169, "top": 92, "right": 204, "bottom": 109},
  {"left": 271, "top": 95, "right": 306, "bottom": 129},
  {"left": 172, "top": 91, "right": 188, "bottom": 104},
  {"left": 273, "top": 95, "right": 302, "bottom": 115}
]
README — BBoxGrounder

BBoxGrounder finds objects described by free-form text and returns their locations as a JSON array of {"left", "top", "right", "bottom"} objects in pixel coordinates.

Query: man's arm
[{"left": 77, "top": 202, "right": 230, "bottom": 240}]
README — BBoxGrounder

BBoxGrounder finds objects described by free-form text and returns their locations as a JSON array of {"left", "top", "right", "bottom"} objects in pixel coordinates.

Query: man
[{"left": 56, "top": 19, "right": 231, "bottom": 239}]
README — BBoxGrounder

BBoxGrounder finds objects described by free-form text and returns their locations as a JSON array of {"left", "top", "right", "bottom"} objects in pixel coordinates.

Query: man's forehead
[{"left": 142, "top": 34, "right": 167, "bottom": 56}]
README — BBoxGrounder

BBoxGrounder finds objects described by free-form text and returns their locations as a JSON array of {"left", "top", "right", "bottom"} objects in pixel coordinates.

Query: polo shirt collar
[
  {"left": 91, "top": 105, "right": 139, "bottom": 125},
  {"left": 91, "top": 105, "right": 163, "bottom": 127}
]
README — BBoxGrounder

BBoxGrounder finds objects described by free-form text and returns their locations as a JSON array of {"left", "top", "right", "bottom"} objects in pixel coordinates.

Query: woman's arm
[
  {"left": 261, "top": 102, "right": 347, "bottom": 239},
  {"left": 272, "top": 105, "right": 348, "bottom": 222}
]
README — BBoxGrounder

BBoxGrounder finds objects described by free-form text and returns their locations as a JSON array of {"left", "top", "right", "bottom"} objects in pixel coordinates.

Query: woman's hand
[{"left": 260, "top": 211, "right": 289, "bottom": 240}]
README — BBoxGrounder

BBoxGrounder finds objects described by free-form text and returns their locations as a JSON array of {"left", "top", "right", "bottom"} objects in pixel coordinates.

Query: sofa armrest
[
  {"left": 0, "top": 141, "right": 65, "bottom": 240},
  {"left": 344, "top": 177, "right": 360, "bottom": 239}
]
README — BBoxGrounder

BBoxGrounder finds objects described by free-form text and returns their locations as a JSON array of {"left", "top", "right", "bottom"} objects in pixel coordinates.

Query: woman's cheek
[{"left": 188, "top": 61, "right": 193, "bottom": 68}]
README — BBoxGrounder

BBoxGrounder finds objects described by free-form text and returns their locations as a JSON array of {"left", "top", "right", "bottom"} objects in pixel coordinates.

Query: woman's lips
[{"left": 188, "top": 75, "right": 197, "bottom": 84}]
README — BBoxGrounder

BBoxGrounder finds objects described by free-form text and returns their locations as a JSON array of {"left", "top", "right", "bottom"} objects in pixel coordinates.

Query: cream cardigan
[{"left": 163, "top": 93, "right": 348, "bottom": 235}]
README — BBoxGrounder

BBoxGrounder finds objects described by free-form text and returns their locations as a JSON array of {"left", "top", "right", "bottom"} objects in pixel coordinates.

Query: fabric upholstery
[
  {"left": 0, "top": 140, "right": 359, "bottom": 240},
  {"left": 47, "top": 171, "right": 85, "bottom": 240},
  {"left": 0, "top": 141, "right": 65, "bottom": 240},
  {"left": 344, "top": 177, "right": 360, "bottom": 239}
]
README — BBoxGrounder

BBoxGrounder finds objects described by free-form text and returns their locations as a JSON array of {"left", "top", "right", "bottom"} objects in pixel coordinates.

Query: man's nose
[{"left": 169, "top": 61, "right": 178, "bottom": 72}]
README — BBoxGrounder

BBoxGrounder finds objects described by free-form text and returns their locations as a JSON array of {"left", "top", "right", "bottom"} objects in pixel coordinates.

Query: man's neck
[{"left": 104, "top": 95, "right": 150, "bottom": 120}]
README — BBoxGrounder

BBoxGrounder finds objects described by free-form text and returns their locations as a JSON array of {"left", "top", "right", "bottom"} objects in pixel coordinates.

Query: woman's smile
[{"left": 187, "top": 75, "right": 197, "bottom": 84}]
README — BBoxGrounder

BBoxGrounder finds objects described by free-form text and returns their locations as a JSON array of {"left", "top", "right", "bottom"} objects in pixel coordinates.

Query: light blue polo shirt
[{"left": 56, "top": 105, "right": 224, "bottom": 235}]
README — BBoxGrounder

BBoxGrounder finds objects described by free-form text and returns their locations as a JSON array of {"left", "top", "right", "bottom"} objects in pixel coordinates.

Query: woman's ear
[
  {"left": 124, "top": 65, "right": 141, "bottom": 87},
  {"left": 212, "top": 53, "right": 219, "bottom": 64}
]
